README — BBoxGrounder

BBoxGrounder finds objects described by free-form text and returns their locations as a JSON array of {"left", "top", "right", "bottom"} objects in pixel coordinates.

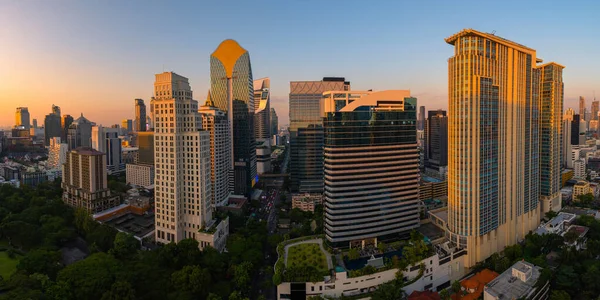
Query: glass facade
[
  {"left": 323, "top": 91, "right": 419, "bottom": 247},
  {"left": 210, "top": 41, "right": 256, "bottom": 195}
]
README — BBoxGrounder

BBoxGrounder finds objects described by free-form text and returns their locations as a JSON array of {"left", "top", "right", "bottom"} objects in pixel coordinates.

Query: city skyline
[{"left": 2, "top": 1, "right": 599, "bottom": 127}]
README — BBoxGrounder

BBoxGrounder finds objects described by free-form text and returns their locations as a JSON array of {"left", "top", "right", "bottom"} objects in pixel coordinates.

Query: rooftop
[
  {"left": 453, "top": 269, "right": 499, "bottom": 300},
  {"left": 103, "top": 210, "right": 155, "bottom": 239},
  {"left": 484, "top": 261, "right": 542, "bottom": 300}
]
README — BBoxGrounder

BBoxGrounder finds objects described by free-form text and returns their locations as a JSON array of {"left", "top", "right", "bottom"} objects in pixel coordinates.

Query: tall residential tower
[
  {"left": 135, "top": 99, "right": 147, "bottom": 132},
  {"left": 445, "top": 29, "right": 561, "bottom": 267}
]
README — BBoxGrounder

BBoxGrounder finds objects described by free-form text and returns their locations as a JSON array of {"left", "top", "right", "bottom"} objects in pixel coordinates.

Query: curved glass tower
[{"left": 210, "top": 40, "right": 256, "bottom": 195}]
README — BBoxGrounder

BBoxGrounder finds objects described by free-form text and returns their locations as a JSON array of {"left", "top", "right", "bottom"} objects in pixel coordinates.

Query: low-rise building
[
  {"left": 419, "top": 175, "right": 447, "bottom": 201},
  {"left": 534, "top": 212, "right": 576, "bottom": 235},
  {"left": 20, "top": 171, "right": 48, "bottom": 187},
  {"left": 561, "top": 169, "right": 574, "bottom": 187},
  {"left": 197, "top": 216, "right": 229, "bottom": 252},
  {"left": 217, "top": 195, "right": 247, "bottom": 216},
  {"left": 292, "top": 193, "right": 323, "bottom": 212},
  {"left": 483, "top": 261, "right": 549, "bottom": 300},
  {"left": 574, "top": 159, "right": 586, "bottom": 179},
  {"left": 573, "top": 180, "right": 593, "bottom": 199}
]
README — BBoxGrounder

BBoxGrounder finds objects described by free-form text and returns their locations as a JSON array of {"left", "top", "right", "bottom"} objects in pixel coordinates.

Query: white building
[
  {"left": 92, "top": 125, "right": 123, "bottom": 174},
  {"left": 126, "top": 163, "right": 154, "bottom": 188},
  {"left": 484, "top": 261, "right": 549, "bottom": 300},
  {"left": 47, "top": 137, "right": 68, "bottom": 172},
  {"left": 199, "top": 99, "right": 232, "bottom": 208},
  {"left": 152, "top": 72, "right": 228, "bottom": 250},
  {"left": 574, "top": 159, "right": 586, "bottom": 179}
]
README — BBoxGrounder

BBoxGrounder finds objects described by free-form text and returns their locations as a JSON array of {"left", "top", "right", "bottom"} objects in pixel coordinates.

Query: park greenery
[
  {"left": 0, "top": 180, "right": 271, "bottom": 300},
  {"left": 286, "top": 243, "right": 329, "bottom": 278}
]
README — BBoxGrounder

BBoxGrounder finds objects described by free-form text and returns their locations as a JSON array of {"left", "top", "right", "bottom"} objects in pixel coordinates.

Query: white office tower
[
  {"left": 152, "top": 72, "right": 228, "bottom": 251},
  {"left": 199, "top": 95, "right": 232, "bottom": 208},
  {"left": 91, "top": 125, "right": 123, "bottom": 174},
  {"left": 47, "top": 137, "right": 68, "bottom": 173},
  {"left": 254, "top": 78, "right": 272, "bottom": 174}
]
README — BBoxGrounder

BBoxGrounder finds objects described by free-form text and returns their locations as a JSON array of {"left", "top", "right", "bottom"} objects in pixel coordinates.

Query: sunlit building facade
[
  {"left": 446, "top": 29, "right": 558, "bottom": 267},
  {"left": 254, "top": 77, "right": 272, "bottom": 174},
  {"left": 539, "top": 63, "right": 564, "bottom": 214},
  {"left": 210, "top": 39, "right": 256, "bottom": 195},
  {"left": 322, "top": 90, "right": 419, "bottom": 248},
  {"left": 15, "top": 107, "right": 30, "bottom": 130}
]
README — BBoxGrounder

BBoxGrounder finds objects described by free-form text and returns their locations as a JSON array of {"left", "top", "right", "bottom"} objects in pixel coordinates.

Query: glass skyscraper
[
  {"left": 446, "top": 29, "right": 562, "bottom": 267},
  {"left": 210, "top": 39, "right": 256, "bottom": 195},
  {"left": 322, "top": 90, "right": 419, "bottom": 248},
  {"left": 289, "top": 78, "right": 350, "bottom": 193}
]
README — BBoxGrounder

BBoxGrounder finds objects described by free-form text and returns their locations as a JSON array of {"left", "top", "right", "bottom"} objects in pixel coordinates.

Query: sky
[{"left": 1, "top": 0, "right": 600, "bottom": 128}]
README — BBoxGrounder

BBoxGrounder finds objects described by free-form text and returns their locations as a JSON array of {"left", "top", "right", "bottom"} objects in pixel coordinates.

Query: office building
[
  {"left": 539, "top": 63, "right": 564, "bottom": 214},
  {"left": 580, "top": 96, "right": 586, "bottom": 118},
  {"left": 446, "top": 29, "right": 555, "bottom": 267},
  {"left": 126, "top": 164, "right": 154, "bottom": 187},
  {"left": 289, "top": 77, "right": 350, "bottom": 193},
  {"left": 15, "top": 107, "right": 30, "bottom": 129},
  {"left": 593, "top": 100, "right": 599, "bottom": 121},
  {"left": 91, "top": 125, "right": 122, "bottom": 173},
  {"left": 418, "top": 105, "right": 425, "bottom": 131},
  {"left": 61, "top": 114, "right": 73, "bottom": 141},
  {"left": 152, "top": 72, "right": 228, "bottom": 251},
  {"left": 135, "top": 99, "right": 147, "bottom": 132},
  {"left": 62, "top": 147, "right": 120, "bottom": 213},
  {"left": 571, "top": 114, "right": 582, "bottom": 146},
  {"left": 199, "top": 99, "right": 232, "bottom": 208},
  {"left": 210, "top": 39, "right": 256, "bottom": 195},
  {"left": 424, "top": 110, "right": 448, "bottom": 173},
  {"left": 483, "top": 261, "right": 549, "bottom": 300},
  {"left": 47, "top": 137, "right": 68, "bottom": 170},
  {"left": 32, "top": 119, "right": 37, "bottom": 129},
  {"left": 573, "top": 180, "right": 592, "bottom": 199},
  {"left": 562, "top": 118, "right": 572, "bottom": 168},
  {"left": 254, "top": 77, "right": 272, "bottom": 174},
  {"left": 574, "top": 159, "right": 586, "bottom": 179},
  {"left": 136, "top": 131, "right": 154, "bottom": 165},
  {"left": 121, "top": 119, "right": 133, "bottom": 134},
  {"left": 322, "top": 90, "right": 419, "bottom": 248},
  {"left": 271, "top": 108, "right": 278, "bottom": 136},
  {"left": 44, "top": 113, "right": 61, "bottom": 146},
  {"left": 67, "top": 114, "right": 93, "bottom": 150}
]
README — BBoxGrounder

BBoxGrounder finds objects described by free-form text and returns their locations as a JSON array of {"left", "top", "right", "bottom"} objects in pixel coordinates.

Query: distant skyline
[{"left": 1, "top": 0, "right": 599, "bottom": 127}]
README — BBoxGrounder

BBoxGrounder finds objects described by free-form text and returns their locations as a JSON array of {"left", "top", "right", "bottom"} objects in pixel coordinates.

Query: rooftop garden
[{"left": 285, "top": 243, "right": 329, "bottom": 282}]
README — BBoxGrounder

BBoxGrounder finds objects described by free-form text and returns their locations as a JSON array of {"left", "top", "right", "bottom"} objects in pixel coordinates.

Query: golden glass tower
[{"left": 446, "top": 29, "right": 562, "bottom": 267}]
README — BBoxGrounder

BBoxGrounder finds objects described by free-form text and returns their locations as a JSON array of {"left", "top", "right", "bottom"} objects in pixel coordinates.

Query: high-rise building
[
  {"left": 539, "top": 63, "right": 564, "bottom": 214},
  {"left": 32, "top": 119, "right": 37, "bottom": 129},
  {"left": 67, "top": 114, "right": 93, "bottom": 150},
  {"left": 121, "top": 119, "right": 133, "bottom": 134},
  {"left": 199, "top": 99, "right": 232, "bottom": 208},
  {"left": 126, "top": 131, "right": 154, "bottom": 187},
  {"left": 322, "top": 90, "right": 419, "bottom": 248},
  {"left": 210, "top": 39, "right": 256, "bottom": 195},
  {"left": 271, "top": 108, "right": 278, "bottom": 136},
  {"left": 571, "top": 114, "right": 585, "bottom": 146},
  {"left": 135, "top": 99, "right": 147, "bottom": 132},
  {"left": 289, "top": 77, "right": 350, "bottom": 193},
  {"left": 91, "top": 126, "right": 123, "bottom": 174},
  {"left": 15, "top": 107, "right": 30, "bottom": 129},
  {"left": 44, "top": 113, "right": 62, "bottom": 146},
  {"left": 446, "top": 29, "right": 553, "bottom": 267},
  {"left": 418, "top": 106, "right": 426, "bottom": 131},
  {"left": 61, "top": 114, "right": 74, "bottom": 141},
  {"left": 592, "top": 100, "right": 599, "bottom": 121},
  {"left": 52, "top": 104, "right": 61, "bottom": 117},
  {"left": 424, "top": 110, "right": 448, "bottom": 173},
  {"left": 254, "top": 78, "right": 272, "bottom": 174},
  {"left": 562, "top": 118, "right": 572, "bottom": 168},
  {"left": 152, "top": 72, "right": 228, "bottom": 251},
  {"left": 574, "top": 160, "right": 586, "bottom": 179},
  {"left": 579, "top": 96, "right": 586, "bottom": 119},
  {"left": 62, "top": 147, "right": 120, "bottom": 213},
  {"left": 136, "top": 131, "right": 154, "bottom": 165},
  {"left": 47, "top": 137, "right": 68, "bottom": 171}
]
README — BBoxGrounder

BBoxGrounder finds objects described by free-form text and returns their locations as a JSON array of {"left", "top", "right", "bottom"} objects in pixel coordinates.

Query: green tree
[
  {"left": 109, "top": 232, "right": 139, "bottom": 259},
  {"left": 228, "top": 290, "right": 250, "bottom": 300},
  {"left": 550, "top": 290, "right": 571, "bottom": 300},
  {"left": 451, "top": 280, "right": 461, "bottom": 294},
  {"left": 439, "top": 289, "right": 451, "bottom": 300},
  {"left": 56, "top": 252, "right": 122, "bottom": 300},
  {"left": 101, "top": 281, "right": 136, "bottom": 300},
  {"left": 233, "top": 261, "right": 253, "bottom": 292},
  {"left": 545, "top": 210, "right": 558, "bottom": 220},
  {"left": 377, "top": 242, "right": 386, "bottom": 253},
  {"left": 17, "top": 249, "right": 62, "bottom": 280},
  {"left": 348, "top": 248, "right": 360, "bottom": 260},
  {"left": 207, "top": 293, "right": 222, "bottom": 300},
  {"left": 171, "top": 265, "right": 211, "bottom": 298},
  {"left": 370, "top": 280, "right": 405, "bottom": 300}
]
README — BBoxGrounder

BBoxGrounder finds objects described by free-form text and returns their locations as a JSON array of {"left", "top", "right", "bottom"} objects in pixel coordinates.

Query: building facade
[
  {"left": 210, "top": 39, "right": 256, "bottom": 195},
  {"left": 580, "top": 96, "right": 586, "bottom": 118},
  {"left": 47, "top": 137, "right": 68, "bottom": 171},
  {"left": 289, "top": 77, "right": 350, "bottom": 193},
  {"left": 67, "top": 114, "right": 93, "bottom": 150},
  {"left": 271, "top": 108, "right": 278, "bottom": 136},
  {"left": 254, "top": 77, "right": 272, "bottom": 174},
  {"left": 446, "top": 29, "right": 552, "bottom": 267},
  {"left": 61, "top": 114, "right": 73, "bottom": 141},
  {"left": 135, "top": 99, "right": 147, "bottom": 132},
  {"left": 126, "top": 163, "right": 154, "bottom": 187},
  {"left": 62, "top": 147, "right": 120, "bottom": 213},
  {"left": 15, "top": 107, "right": 30, "bottom": 129},
  {"left": 539, "top": 63, "right": 564, "bottom": 214},
  {"left": 121, "top": 119, "right": 133, "bottom": 134},
  {"left": 322, "top": 90, "right": 419, "bottom": 248},
  {"left": 44, "top": 113, "right": 62, "bottom": 146},
  {"left": 199, "top": 100, "right": 232, "bottom": 208},
  {"left": 152, "top": 72, "right": 226, "bottom": 249},
  {"left": 424, "top": 110, "right": 448, "bottom": 173}
]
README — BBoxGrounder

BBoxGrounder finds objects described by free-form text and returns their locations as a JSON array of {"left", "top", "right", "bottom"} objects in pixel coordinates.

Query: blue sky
[{"left": 1, "top": 0, "right": 599, "bottom": 126}]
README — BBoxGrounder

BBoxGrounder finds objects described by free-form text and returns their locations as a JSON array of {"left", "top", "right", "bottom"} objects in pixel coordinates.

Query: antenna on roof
[{"left": 491, "top": 30, "right": 496, "bottom": 35}]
